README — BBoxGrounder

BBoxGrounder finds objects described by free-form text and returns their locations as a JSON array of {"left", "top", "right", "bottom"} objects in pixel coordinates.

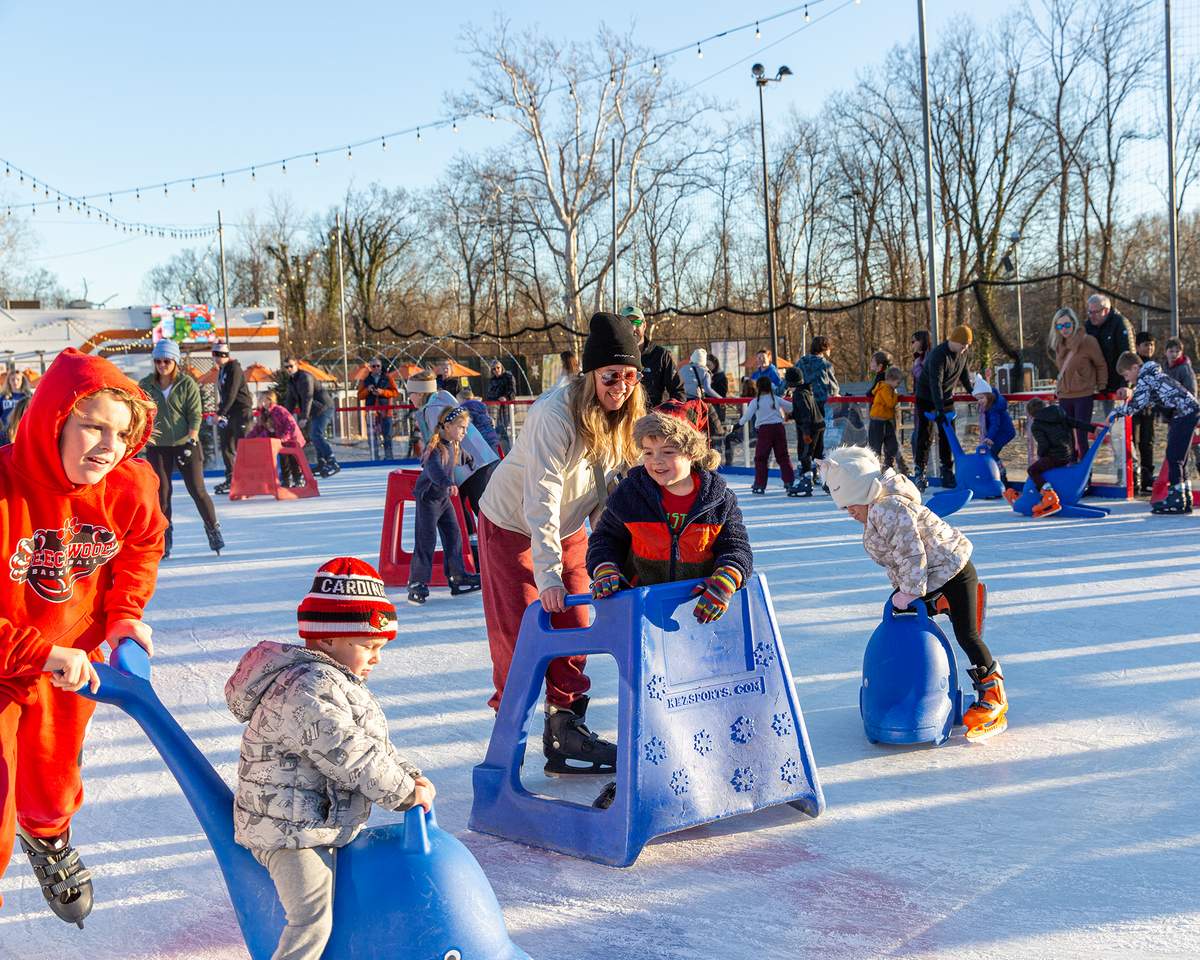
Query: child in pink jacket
[{"left": 247, "top": 389, "right": 306, "bottom": 486}]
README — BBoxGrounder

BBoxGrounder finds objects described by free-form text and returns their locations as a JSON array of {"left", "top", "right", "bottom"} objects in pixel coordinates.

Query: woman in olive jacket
[
  {"left": 139, "top": 339, "right": 223, "bottom": 556},
  {"left": 1052, "top": 306, "right": 1107, "bottom": 460}
]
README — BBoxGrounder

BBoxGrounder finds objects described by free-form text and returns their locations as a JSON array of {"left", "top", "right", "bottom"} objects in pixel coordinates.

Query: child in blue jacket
[
  {"left": 408, "top": 406, "right": 482, "bottom": 604},
  {"left": 971, "top": 375, "right": 1015, "bottom": 485}
]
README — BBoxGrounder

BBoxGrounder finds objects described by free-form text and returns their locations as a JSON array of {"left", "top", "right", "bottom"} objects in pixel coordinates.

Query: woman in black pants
[{"left": 139, "top": 339, "right": 224, "bottom": 557}]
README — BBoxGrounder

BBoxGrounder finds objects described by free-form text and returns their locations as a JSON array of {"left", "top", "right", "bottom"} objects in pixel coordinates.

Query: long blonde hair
[
  {"left": 568, "top": 371, "right": 646, "bottom": 468},
  {"left": 1048, "top": 306, "right": 1079, "bottom": 354},
  {"left": 423, "top": 408, "right": 469, "bottom": 467}
]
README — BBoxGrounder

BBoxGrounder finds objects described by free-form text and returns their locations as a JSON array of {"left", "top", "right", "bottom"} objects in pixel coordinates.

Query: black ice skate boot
[
  {"left": 448, "top": 572, "right": 481, "bottom": 596},
  {"left": 911, "top": 469, "right": 928, "bottom": 492},
  {"left": 163, "top": 522, "right": 173, "bottom": 560},
  {"left": 407, "top": 582, "right": 429, "bottom": 605},
  {"left": 543, "top": 695, "right": 617, "bottom": 775},
  {"left": 17, "top": 826, "right": 93, "bottom": 928},
  {"left": 787, "top": 473, "right": 814, "bottom": 497},
  {"left": 320, "top": 456, "right": 341, "bottom": 477},
  {"left": 214, "top": 477, "right": 232, "bottom": 496},
  {"left": 1153, "top": 482, "right": 1191, "bottom": 514},
  {"left": 204, "top": 522, "right": 225, "bottom": 554}
]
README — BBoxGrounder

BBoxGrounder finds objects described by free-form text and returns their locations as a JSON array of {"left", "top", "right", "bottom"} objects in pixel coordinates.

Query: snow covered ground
[{"left": 2, "top": 465, "right": 1197, "bottom": 960}]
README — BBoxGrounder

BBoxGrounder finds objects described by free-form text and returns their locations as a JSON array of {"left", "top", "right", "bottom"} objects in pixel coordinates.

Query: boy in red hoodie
[{"left": 0, "top": 348, "right": 166, "bottom": 926}]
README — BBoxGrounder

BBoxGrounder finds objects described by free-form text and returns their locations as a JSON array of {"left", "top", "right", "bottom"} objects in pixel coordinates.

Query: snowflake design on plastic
[
  {"left": 753, "top": 641, "right": 776, "bottom": 668},
  {"left": 771, "top": 712, "right": 793, "bottom": 737},
  {"left": 670, "top": 769, "right": 690, "bottom": 796},
  {"left": 780, "top": 757, "right": 800, "bottom": 785},
  {"left": 693, "top": 729, "right": 713, "bottom": 756},
  {"left": 729, "top": 715, "right": 755, "bottom": 744},
  {"left": 646, "top": 674, "right": 666, "bottom": 701},
  {"left": 644, "top": 736, "right": 667, "bottom": 766},
  {"left": 730, "top": 766, "right": 756, "bottom": 793}
]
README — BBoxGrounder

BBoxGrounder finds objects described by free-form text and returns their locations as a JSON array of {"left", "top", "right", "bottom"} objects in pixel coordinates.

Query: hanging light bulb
[
  {"left": 3, "top": 164, "right": 8, "bottom": 177},
  {"left": 381, "top": 136, "right": 387, "bottom": 150},
  {"left": 314, "top": 152, "right": 320, "bottom": 166},
  {"left": 452, "top": 118, "right": 459, "bottom": 133},
  {"left": 282, "top": 161, "right": 287, "bottom": 174},
  {"left": 696, "top": 43, "right": 703, "bottom": 59},
  {"left": 489, "top": 111, "right": 496, "bottom": 122},
  {"left": 804, "top": 5, "right": 810, "bottom": 22},
  {"left": 191, "top": 179, "right": 197, "bottom": 192},
  {"left": 755, "top": 21, "right": 761, "bottom": 40},
  {"left": 221, "top": 172, "right": 226, "bottom": 187},
  {"left": 136, "top": 188, "right": 141, "bottom": 202},
  {"left": 163, "top": 183, "right": 169, "bottom": 197},
  {"left": 652, "top": 58, "right": 659, "bottom": 75},
  {"left": 109, "top": 193, "right": 113, "bottom": 204},
  {"left": 417, "top": 127, "right": 422, "bottom": 142},
  {"left": 251, "top": 166, "right": 257, "bottom": 181},
  {"left": 346, "top": 145, "right": 352, "bottom": 159}
]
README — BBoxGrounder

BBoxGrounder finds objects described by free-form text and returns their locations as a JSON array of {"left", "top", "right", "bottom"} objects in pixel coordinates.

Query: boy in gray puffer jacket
[{"left": 225, "top": 557, "right": 435, "bottom": 960}]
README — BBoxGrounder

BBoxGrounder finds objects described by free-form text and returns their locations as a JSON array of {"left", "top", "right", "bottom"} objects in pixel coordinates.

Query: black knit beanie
[{"left": 582, "top": 312, "right": 643, "bottom": 372}]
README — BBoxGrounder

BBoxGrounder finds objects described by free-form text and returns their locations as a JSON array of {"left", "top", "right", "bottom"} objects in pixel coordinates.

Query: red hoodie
[{"left": 0, "top": 348, "right": 166, "bottom": 703}]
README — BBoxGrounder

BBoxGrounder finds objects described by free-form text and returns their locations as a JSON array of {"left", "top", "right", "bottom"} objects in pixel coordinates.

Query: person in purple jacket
[{"left": 456, "top": 387, "right": 502, "bottom": 453}]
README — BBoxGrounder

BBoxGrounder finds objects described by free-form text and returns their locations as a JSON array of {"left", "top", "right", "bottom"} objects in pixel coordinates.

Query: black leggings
[
  {"left": 925, "top": 560, "right": 991, "bottom": 669},
  {"left": 145, "top": 444, "right": 218, "bottom": 528}
]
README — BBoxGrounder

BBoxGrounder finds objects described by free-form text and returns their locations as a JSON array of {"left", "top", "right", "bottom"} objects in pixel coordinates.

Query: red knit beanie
[{"left": 297, "top": 557, "right": 397, "bottom": 640}]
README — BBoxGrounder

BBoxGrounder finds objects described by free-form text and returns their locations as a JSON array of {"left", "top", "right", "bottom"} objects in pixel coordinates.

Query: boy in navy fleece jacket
[{"left": 587, "top": 402, "right": 753, "bottom": 623}]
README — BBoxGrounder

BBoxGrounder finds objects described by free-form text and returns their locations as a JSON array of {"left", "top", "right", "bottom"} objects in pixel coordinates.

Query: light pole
[
  {"left": 488, "top": 185, "right": 504, "bottom": 341},
  {"left": 1008, "top": 231, "right": 1025, "bottom": 390},
  {"left": 841, "top": 191, "right": 866, "bottom": 377},
  {"left": 753, "top": 62, "right": 792, "bottom": 362}
]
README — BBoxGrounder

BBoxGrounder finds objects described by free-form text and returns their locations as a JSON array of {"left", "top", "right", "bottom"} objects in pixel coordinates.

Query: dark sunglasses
[{"left": 597, "top": 369, "right": 643, "bottom": 386}]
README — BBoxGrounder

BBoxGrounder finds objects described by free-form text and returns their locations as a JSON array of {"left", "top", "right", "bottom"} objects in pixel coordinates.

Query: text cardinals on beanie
[{"left": 298, "top": 557, "right": 398, "bottom": 640}]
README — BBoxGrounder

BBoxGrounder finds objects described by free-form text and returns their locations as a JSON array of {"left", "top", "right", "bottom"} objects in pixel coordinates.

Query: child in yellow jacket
[{"left": 867, "top": 366, "right": 907, "bottom": 473}]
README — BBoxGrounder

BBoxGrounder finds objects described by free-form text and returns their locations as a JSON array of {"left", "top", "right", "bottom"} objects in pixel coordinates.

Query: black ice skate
[
  {"left": 204, "top": 522, "right": 225, "bottom": 554},
  {"left": 407, "top": 582, "right": 429, "bottom": 605},
  {"left": 448, "top": 572, "right": 481, "bottom": 596},
  {"left": 543, "top": 695, "right": 617, "bottom": 775},
  {"left": 787, "top": 474, "right": 814, "bottom": 498},
  {"left": 17, "top": 826, "right": 93, "bottom": 928},
  {"left": 911, "top": 469, "right": 928, "bottom": 492},
  {"left": 750, "top": 485, "right": 765, "bottom": 495},
  {"left": 214, "top": 479, "right": 231, "bottom": 495},
  {"left": 1152, "top": 482, "right": 1191, "bottom": 514}
]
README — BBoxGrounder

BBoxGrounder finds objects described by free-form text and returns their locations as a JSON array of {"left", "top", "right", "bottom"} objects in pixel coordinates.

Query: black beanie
[{"left": 582, "top": 312, "right": 643, "bottom": 372}]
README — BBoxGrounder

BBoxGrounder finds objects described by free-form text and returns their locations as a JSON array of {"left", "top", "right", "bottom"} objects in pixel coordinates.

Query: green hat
[{"left": 619, "top": 305, "right": 646, "bottom": 324}]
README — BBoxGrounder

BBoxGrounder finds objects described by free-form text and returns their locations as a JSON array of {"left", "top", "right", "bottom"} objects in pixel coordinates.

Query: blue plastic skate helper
[
  {"left": 1010, "top": 418, "right": 1114, "bottom": 519},
  {"left": 937, "top": 416, "right": 1006, "bottom": 500},
  {"left": 860, "top": 597, "right": 968, "bottom": 746},
  {"left": 79, "top": 640, "right": 529, "bottom": 960},
  {"left": 469, "top": 573, "right": 825, "bottom": 867},
  {"left": 924, "top": 484, "right": 973, "bottom": 519}
]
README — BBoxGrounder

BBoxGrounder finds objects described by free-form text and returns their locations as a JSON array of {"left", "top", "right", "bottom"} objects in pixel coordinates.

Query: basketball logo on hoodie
[{"left": 8, "top": 517, "right": 120, "bottom": 603}]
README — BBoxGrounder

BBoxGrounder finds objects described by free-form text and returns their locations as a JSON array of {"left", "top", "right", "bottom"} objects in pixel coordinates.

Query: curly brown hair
[{"left": 633, "top": 412, "right": 721, "bottom": 471}]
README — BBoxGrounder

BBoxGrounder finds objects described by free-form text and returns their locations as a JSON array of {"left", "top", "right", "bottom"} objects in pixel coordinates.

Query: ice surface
[{"left": 2, "top": 465, "right": 1197, "bottom": 959}]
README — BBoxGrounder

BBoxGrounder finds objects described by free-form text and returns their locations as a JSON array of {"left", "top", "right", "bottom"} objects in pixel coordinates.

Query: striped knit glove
[
  {"left": 692, "top": 565, "right": 744, "bottom": 624},
  {"left": 590, "top": 562, "right": 627, "bottom": 600}
]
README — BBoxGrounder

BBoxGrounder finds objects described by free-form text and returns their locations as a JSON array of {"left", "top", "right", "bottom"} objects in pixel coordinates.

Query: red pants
[
  {"left": 754, "top": 422, "right": 795, "bottom": 488},
  {"left": 0, "top": 666, "right": 98, "bottom": 907},
  {"left": 478, "top": 514, "right": 591, "bottom": 710}
]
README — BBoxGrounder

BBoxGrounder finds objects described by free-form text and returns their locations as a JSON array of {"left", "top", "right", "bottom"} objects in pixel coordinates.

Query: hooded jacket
[
  {"left": 862, "top": 472, "right": 972, "bottom": 597},
  {"left": 1054, "top": 328, "right": 1107, "bottom": 399},
  {"left": 226, "top": 641, "right": 421, "bottom": 852},
  {"left": 796, "top": 355, "right": 839, "bottom": 405},
  {"left": 789, "top": 382, "right": 822, "bottom": 431},
  {"left": 979, "top": 388, "right": 1016, "bottom": 450},
  {"left": 586, "top": 465, "right": 752, "bottom": 586},
  {"left": 139, "top": 370, "right": 202, "bottom": 447},
  {"left": 1084, "top": 309, "right": 1133, "bottom": 393},
  {"left": 0, "top": 348, "right": 166, "bottom": 703},
  {"left": 247, "top": 403, "right": 306, "bottom": 447},
  {"left": 679, "top": 354, "right": 720, "bottom": 400},
  {"left": 1164, "top": 355, "right": 1197, "bottom": 397},
  {"left": 1031, "top": 403, "right": 1093, "bottom": 461},
  {"left": 640, "top": 339, "right": 686, "bottom": 407}
]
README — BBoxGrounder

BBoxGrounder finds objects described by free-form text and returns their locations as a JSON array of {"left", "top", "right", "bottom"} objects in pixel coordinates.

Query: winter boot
[
  {"left": 911, "top": 469, "right": 928, "bottom": 492},
  {"left": 407, "top": 582, "right": 429, "bottom": 606},
  {"left": 163, "top": 522, "right": 173, "bottom": 560},
  {"left": 204, "top": 522, "right": 225, "bottom": 555},
  {"left": 1032, "top": 485, "right": 1061, "bottom": 518},
  {"left": 962, "top": 660, "right": 1008, "bottom": 742},
  {"left": 543, "top": 695, "right": 617, "bottom": 775},
  {"left": 322, "top": 456, "right": 341, "bottom": 477},
  {"left": 17, "top": 826, "right": 93, "bottom": 928},
  {"left": 448, "top": 572, "right": 481, "bottom": 596},
  {"left": 1152, "top": 482, "right": 1190, "bottom": 514},
  {"left": 214, "top": 478, "right": 231, "bottom": 496}
]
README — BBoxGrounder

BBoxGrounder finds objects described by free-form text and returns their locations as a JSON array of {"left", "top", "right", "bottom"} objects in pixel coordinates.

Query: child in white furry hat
[{"left": 819, "top": 445, "right": 1009, "bottom": 741}]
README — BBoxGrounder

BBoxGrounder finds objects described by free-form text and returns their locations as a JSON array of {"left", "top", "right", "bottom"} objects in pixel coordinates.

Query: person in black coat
[
  {"left": 485, "top": 358, "right": 517, "bottom": 449},
  {"left": 283, "top": 358, "right": 338, "bottom": 474},
  {"left": 620, "top": 306, "right": 684, "bottom": 407},
  {"left": 914, "top": 325, "right": 974, "bottom": 487},
  {"left": 1084, "top": 294, "right": 1134, "bottom": 398},
  {"left": 212, "top": 341, "right": 254, "bottom": 495}
]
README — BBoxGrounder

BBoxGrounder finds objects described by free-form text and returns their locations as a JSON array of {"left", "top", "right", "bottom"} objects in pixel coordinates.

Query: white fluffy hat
[
  {"left": 971, "top": 373, "right": 992, "bottom": 397},
  {"left": 818, "top": 445, "right": 884, "bottom": 509},
  {"left": 690, "top": 347, "right": 708, "bottom": 365}
]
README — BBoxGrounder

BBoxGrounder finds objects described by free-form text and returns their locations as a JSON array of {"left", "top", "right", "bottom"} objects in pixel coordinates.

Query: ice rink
[{"left": 1, "top": 464, "right": 1197, "bottom": 960}]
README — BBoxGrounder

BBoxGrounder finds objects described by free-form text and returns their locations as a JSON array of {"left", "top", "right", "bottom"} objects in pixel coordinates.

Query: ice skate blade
[
  {"left": 543, "top": 758, "right": 616, "bottom": 777},
  {"left": 964, "top": 716, "right": 1008, "bottom": 743}
]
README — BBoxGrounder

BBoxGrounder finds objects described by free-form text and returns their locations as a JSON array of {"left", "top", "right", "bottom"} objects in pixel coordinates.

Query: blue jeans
[
  {"left": 308, "top": 408, "right": 333, "bottom": 461},
  {"left": 411, "top": 489, "right": 465, "bottom": 584}
]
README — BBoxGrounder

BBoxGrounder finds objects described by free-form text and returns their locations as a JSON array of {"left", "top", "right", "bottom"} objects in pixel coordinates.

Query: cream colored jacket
[
  {"left": 862, "top": 472, "right": 973, "bottom": 597},
  {"left": 479, "top": 383, "right": 618, "bottom": 593}
]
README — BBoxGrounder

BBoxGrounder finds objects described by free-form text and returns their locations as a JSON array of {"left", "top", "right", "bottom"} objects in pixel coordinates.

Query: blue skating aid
[
  {"left": 80, "top": 641, "right": 528, "bottom": 960},
  {"left": 924, "top": 484, "right": 973, "bottom": 518},
  {"left": 940, "top": 419, "right": 1006, "bottom": 500},
  {"left": 469, "top": 573, "right": 824, "bottom": 867},
  {"left": 1011, "top": 423, "right": 1112, "bottom": 519},
  {"left": 860, "top": 599, "right": 967, "bottom": 746}
]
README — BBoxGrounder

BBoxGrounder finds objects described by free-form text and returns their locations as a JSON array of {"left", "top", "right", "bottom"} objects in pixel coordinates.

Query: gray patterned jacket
[
  {"left": 225, "top": 641, "right": 421, "bottom": 852},
  {"left": 862, "top": 472, "right": 973, "bottom": 597}
]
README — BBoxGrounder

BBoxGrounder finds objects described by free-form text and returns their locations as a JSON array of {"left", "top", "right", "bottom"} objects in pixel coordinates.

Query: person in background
[
  {"left": 621, "top": 305, "right": 684, "bottom": 407},
  {"left": 457, "top": 387, "right": 502, "bottom": 454},
  {"left": 679, "top": 348, "right": 721, "bottom": 403},
  {"left": 910, "top": 329, "right": 932, "bottom": 469},
  {"left": 1162, "top": 337, "right": 1196, "bottom": 397},
  {"left": 212, "top": 341, "right": 253, "bottom": 495},
  {"left": 706, "top": 352, "right": 729, "bottom": 438},
  {"left": 868, "top": 366, "right": 908, "bottom": 475},
  {"left": 868, "top": 350, "right": 892, "bottom": 391},
  {"left": 139, "top": 340, "right": 223, "bottom": 558},
  {"left": 972, "top": 374, "right": 1014, "bottom": 485},
  {"left": 283, "top": 358, "right": 339, "bottom": 477},
  {"left": 749, "top": 348, "right": 783, "bottom": 394},
  {"left": 357, "top": 357, "right": 399, "bottom": 460},
  {"left": 486, "top": 359, "right": 517, "bottom": 451},
  {"left": 554, "top": 351, "right": 580, "bottom": 390},
  {"left": 1084, "top": 294, "right": 1134, "bottom": 401},
  {"left": 433, "top": 357, "right": 461, "bottom": 395},
  {"left": 247, "top": 389, "right": 308, "bottom": 489},
  {"left": 1011, "top": 397, "right": 1096, "bottom": 517},
  {"left": 786, "top": 367, "right": 823, "bottom": 495},
  {"left": 0, "top": 370, "right": 30, "bottom": 446},
  {"left": 1050, "top": 307, "right": 1106, "bottom": 464},
  {"left": 1131, "top": 332, "right": 1158, "bottom": 493},
  {"left": 797, "top": 337, "right": 839, "bottom": 414},
  {"left": 738, "top": 376, "right": 794, "bottom": 494},
  {"left": 913, "top": 326, "right": 973, "bottom": 490}
]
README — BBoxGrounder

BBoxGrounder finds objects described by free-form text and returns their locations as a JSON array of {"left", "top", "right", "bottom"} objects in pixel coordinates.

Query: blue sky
[{"left": 0, "top": 0, "right": 1006, "bottom": 305}]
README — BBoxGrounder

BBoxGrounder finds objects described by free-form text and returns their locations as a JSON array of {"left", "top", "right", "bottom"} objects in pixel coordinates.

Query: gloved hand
[
  {"left": 590, "top": 562, "right": 627, "bottom": 600},
  {"left": 692, "top": 565, "right": 743, "bottom": 624},
  {"left": 892, "top": 590, "right": 921, "bottom": 610}
]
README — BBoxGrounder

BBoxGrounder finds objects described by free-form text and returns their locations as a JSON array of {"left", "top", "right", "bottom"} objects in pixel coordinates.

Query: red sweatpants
[
  {"left": 478, "top": 514, "right": 591, "bottom": 710},
  {"left": 754, "top": 422, "right": 795, "bottom": 488},
  {"left": 0, "top": 664, "right": 98, "bottom": 906}
]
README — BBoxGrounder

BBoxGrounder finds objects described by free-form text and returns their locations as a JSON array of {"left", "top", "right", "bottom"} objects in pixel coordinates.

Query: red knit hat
[{"left": 297, "top": 557, "right": 397, "bottom": 640}]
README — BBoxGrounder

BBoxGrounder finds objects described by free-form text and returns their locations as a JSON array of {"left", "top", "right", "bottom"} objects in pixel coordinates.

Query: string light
[
  {"left": 314, "top": 153, "right": 320, "bottom": 166},
  {"left": 417, "top": 127, "right": 422, "bottom": 142},
  {"left": 755, "top": 21, "right": 761, "bottom": 40},
  {"left": 251, "top": 166, "right": 256, "bottom": 181},
  {"left": 489, "top": 111, "right": 496, "bottom": 122},
  {"left": 346, "top": 145, "right": 352, "bottom": 159},
  {"left": 136, "top": 189, "right": 141, "bottom": 202},
  {"left": 452, "top": 118, "right": 458, "bottom": 133},
  {"left": 652, "top": 58, "right": 660, "bottom": 75},
  {"left": 282, "top": 161, "right": 287, "bottom": 174},
  {"left": 191, "top": 179, "right": 196, "bottom": 192},
  {"left": 696, "top": 43, "right": 703, "bottom": 59},
  {"left": 381, "top": 136, "right": 387, "bottom": 150},
  {"left": 804, "top": 5, "right": 810, "bottom": 23},
  {"left": 221, "top": 173, "right": 226, "bottom": 187}
]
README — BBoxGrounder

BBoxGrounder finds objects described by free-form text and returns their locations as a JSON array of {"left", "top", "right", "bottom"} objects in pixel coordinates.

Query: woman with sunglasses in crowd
[
  {"left": 139, "top": 339, "right": 223, "bottom": 558},
  {"left": 1050, "top": 306, "right": 1106, "bottom": 461},
  {"left": 477, "top": 312, "right": 646, "bottom": 775}
]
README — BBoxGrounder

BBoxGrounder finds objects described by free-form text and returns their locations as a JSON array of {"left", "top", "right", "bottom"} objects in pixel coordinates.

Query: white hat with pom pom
[{"left": 817, "top": 445, "right": 884, "bottom": 509}]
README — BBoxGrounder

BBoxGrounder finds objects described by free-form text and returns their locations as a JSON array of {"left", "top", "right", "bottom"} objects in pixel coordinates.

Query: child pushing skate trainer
[
  {"left": 819, "top": 446, "right": 1008, "bottom": 742},
  {"left": 1012, "top": 397, "right": 1096, "bottom": 518},
  {"left": 0, "top": 348, "right": 167, "bottom": 926},
  {"left": 225, "top": 558, "right": 435, "bottom": 960}
]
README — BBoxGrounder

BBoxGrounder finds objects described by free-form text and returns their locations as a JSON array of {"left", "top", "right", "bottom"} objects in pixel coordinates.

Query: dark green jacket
[{"left": 139, "top": 372, "right": 202, "bottom": 447}]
